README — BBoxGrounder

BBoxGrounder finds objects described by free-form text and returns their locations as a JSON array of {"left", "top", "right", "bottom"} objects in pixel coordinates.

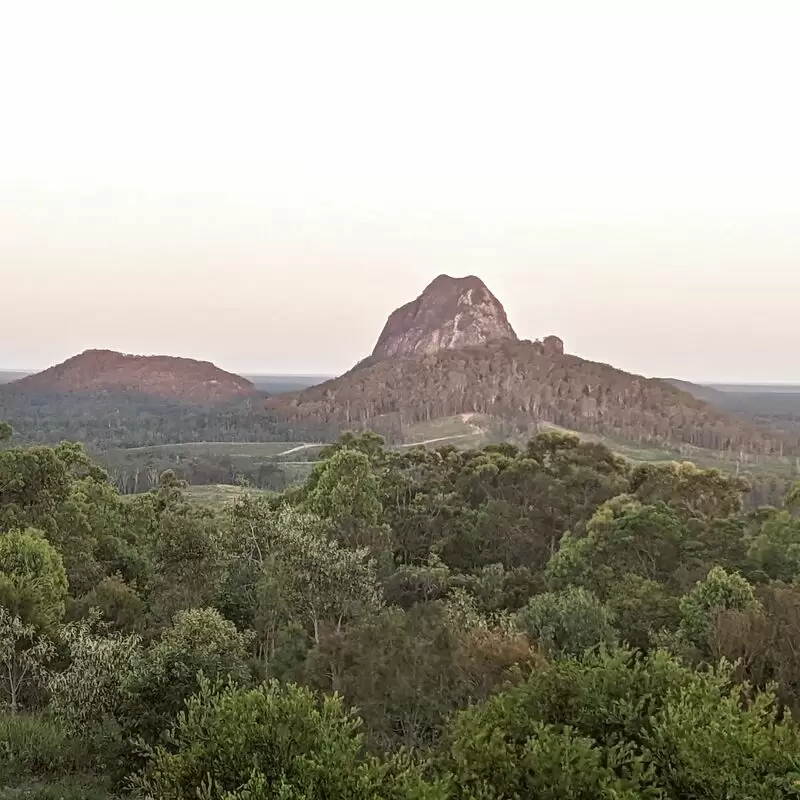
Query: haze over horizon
[{"left": 2, "top": 2, "right": 799, "bottom": 383}]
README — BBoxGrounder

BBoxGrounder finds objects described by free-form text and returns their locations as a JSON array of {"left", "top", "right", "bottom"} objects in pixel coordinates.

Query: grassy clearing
[
  {"left": 113, "top": 441, "right": 315, "bottom": 457},
  {"left": 401, "top": 415, "right": 492, "bottom": 448},
  {"left": 184, "top": 484, "right": 274, "bottom": 504}
]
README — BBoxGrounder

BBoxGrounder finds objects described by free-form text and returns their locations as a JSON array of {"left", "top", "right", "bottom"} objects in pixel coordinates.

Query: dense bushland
[{"left": 2, "top": 422, "right": 800, "bottom": 798}]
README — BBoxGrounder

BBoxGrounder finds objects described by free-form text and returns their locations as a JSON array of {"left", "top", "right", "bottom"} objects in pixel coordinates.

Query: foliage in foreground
[{"left": 2, "top": 427, "right": 800, "bottom": 797}]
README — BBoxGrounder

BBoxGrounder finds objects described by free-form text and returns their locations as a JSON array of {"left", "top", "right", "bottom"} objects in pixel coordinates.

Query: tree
[
  {"left": 448, "top": 717, "right": 646, "bottom": 800},
  {"left": 678, "top": 566, "right": 761, "bottom": 649},
  {"left": 0, "top": 528, "right": 68, "bottom": 629},
  {"left": 604, "top": 574, "right": 680, "bottom": 651},
  {"left": 0, "top": 608, "right": 54, "bottom": 713},
  {"left": 308, "top": 602, "right": 538, "bottom": 751},
  {"left": 747, "top": 510, "right": 800, "bottom": 582},
  {"left": 306, "top": 448, "right": 381, "bottom": 524},
  {"left": 444, "top": 648, "right": 800, "bottom": 799},
  {"left": 548, "top": 499, "right": 684, "bottom": 596},
  {"left": 0, "top": 422, "right": 11, "bottom": 442},
  {"left": 630, "top": 461, "right": 748, "bottom": 520},
  {"left": 787, "top": 480, "right": 800, "bottom": 513},
  {"left": 48, "top": 613, "right": 141, "bottom": 732},
  {"left": 131, "top": 679, "right": 441, "bottom": 800},
  {"left": 71, "top": 575, "right": 147, "bottom": 633},
  {"left": 145, "top": 492, "right": 227, "bottom": 626},
  {"left": 267, "top": 513, "right": 382, "bottom": 646},
  {"left": 121, "top": 607, "right": 253, "bottom": 746},
  {"left": 514, "top": 587, "right": 617, "bottom": 657},
  {"left": 305, "top": 447, "right": 388, "bottom": 551}
]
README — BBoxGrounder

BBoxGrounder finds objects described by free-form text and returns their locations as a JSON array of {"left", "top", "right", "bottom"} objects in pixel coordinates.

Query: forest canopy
[{"left": 1, "top": 426, "right": 800, "bottom": 798}]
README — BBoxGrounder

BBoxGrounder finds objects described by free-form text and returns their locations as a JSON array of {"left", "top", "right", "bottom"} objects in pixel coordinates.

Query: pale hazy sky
[{"left": 2, "top": 1, "right": 799, "bottom": 382}]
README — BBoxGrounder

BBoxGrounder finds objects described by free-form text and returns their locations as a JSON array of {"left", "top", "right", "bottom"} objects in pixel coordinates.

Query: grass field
[
  {"left": 183, "top": 484, "right": 274, "bottom": 504},
  {"left": 116, "top": 441, "right": 321, "bottom": 457},
  {"left": 401, "top": 414, "right": 495, "bottom": 448}
]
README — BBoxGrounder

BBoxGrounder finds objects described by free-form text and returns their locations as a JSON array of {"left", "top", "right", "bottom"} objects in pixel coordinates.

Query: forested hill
[
  {"left": 267, "top": 339, "right": 788, "bottom": 455},
  {"left": 11, "top": 349, "right": 254, "bottom": 403}
]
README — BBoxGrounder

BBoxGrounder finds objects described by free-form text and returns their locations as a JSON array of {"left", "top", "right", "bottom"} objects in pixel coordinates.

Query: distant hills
[
  {"left": 1, "top": 276, "right": 798, "bottom": 459},
  {"left": 9, "top": 349, "right": 254, "bottom": 403}
]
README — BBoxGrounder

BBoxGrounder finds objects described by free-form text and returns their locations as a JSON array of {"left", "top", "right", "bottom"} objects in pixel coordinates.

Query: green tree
[
  {"left": 131, "top": 679, "right": 441, "bottom": 800},
  {"left": 444, "top": 648, "right": 800, "bottom": 799},
  {"left": 266, "top": 514, "right": 382, "bottom": 646},
  {"left": 604, "top": 573, "right": 680, "bottom": 651},
  {"left": 71, "top": 575, "right": 147, "bottom": 633},
  {"left": 121, "top": 607, "right": 253, "bottom": 746},
  {"left": 145, "top": 491, "right": 227, "bottom": 626},
  {"left": 548, "top": 499, "right": 684, "bottom": 596},
  {"left": 747, "top": 510, "right": 800, "bottom": 582},
  {"left": 308, "top": 602, "right": 538, "bottom": 751},
  {"left": 678, "top": 566, "right": 761, "bottom": 650},
  {"left": 0, "top": 422, "right": 11, "bottom": 442},
  {"left": 630, "top": 461, "right": 748, "bottom": 519},
  {"left": 305, "top": 446, "right": 388, "bottom": 552},
  {"left": 0, "top": 528, "right": 68, "bottom": 629},
  {"left": 787, "top": 480, "right": 800, "bottom": 512},
  {"left": 514, "top": 587, "right": 617, "bottom": 657},
  {"left": 448, "top": 717, "right": 647, "bottom": 800},
  {"left": 48, "top": 613, "right": 141, "bottom": 733},
  {"left": 307, "top": 448, "right": 382, "bottom": 525},
  {"left": 0, "top": 608, "right": 54, "bottom": 713}
]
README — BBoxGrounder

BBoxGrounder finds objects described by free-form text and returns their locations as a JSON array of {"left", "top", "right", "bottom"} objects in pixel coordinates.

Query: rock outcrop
[
  {"left": 12, "top": 349, "right": 254, "bottom": 403},
  {"left": 372, "top": 274, "right": 518, "bottom": 360}
]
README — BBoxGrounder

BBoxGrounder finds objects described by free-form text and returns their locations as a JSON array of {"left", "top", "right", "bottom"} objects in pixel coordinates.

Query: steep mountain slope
[
  {"left": 372, "top": 274, "right": 518, "bottom": 359},
  {"left": 268, "top": 339, "right": 784, "bottom": 454},
  {"left": 265, "top": 275, "right": 789, "bottom": 455},
  {"left": 10, "top": 349, "right": 254, "bottom": 403},
  {"left": 667, "top": 379, "right": 800, "bottom": 447}
]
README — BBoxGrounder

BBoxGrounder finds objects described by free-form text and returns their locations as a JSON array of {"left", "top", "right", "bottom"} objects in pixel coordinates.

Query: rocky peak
[{"left": 372, "top": 274, "right": 519, "bottom": 360}]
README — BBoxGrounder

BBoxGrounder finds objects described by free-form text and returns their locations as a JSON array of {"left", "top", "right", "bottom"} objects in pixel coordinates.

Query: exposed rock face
[
  {"left": 13, "top": 349, "right": 254, "bottom": 403},
  {"left": 542, "top": 335, "right": 564, "bottom": 356},
  {"left": 372, "top": 274, "right": 518, "bottom": 360}
]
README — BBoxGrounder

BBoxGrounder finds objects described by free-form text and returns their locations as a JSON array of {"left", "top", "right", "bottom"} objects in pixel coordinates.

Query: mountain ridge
[
  {"left": 10, "top": 349, "right": 254, "bottom": 403},
  {"left": 265, "top": 275, "right": 790, "bottom": 455}
]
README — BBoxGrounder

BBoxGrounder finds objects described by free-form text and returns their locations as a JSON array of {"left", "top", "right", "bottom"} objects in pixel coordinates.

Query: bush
[
  {"left": 443, "top": 649, "right": 800, "bottom": 799},
  {"left": 120, "top": 608, "right": 253, "bottom": 747},
  {"left": 131, "top": 678, "right": 441, "bottom": 800},
  {"left": 0, "top": 713, "right": 87, "bottom": 784}
]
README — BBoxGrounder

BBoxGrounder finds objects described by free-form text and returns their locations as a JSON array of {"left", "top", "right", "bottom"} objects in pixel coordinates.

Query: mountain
[
  {"left": 10, "top": 349, "right": 254, "bottom": 403},
  {"left": 372, "top": 274, "right": 518, "bottom": 359},
  {"left": 267, "top": 276, "right": 789, "bottom": 455},
  {"left": 666, "top": 379, "right": 800, "bottom": 448},
  {"left": 664, "top": 378, "right": 727, "bottom": 405}
]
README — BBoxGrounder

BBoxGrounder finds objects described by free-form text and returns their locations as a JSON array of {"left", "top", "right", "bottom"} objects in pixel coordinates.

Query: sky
[{"left": 1, "top": 1, "right": 799, "bottom": 382}]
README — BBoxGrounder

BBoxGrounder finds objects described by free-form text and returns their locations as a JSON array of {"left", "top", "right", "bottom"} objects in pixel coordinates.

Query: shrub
[
  {"left": 131, "top": 678, "right": 441, "bottom": 800},
  {"left": 0, "top": 713, "right": 87, "bottom": 784}
]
